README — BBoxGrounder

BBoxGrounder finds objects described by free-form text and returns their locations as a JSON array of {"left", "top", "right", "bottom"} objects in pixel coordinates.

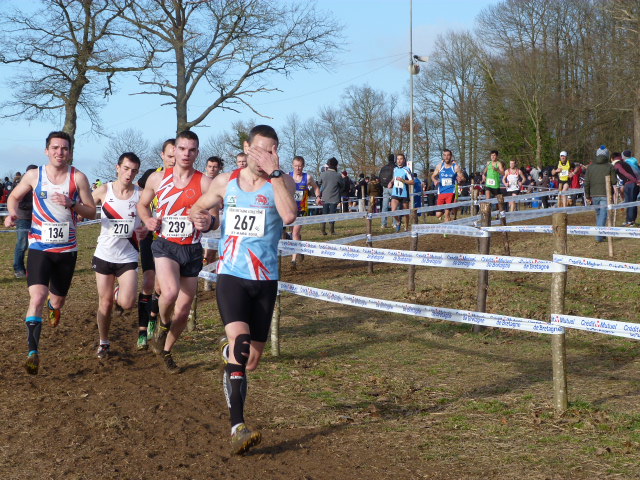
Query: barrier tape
[
  {"left": 553, "top": 254, "right": 640, "bottom": 273},
  {"left": 0, "top": 218, "right": 101, "bottom": 234},
  {"left": 278, "top": 239, "right": 566, "bottom": 272},
  {"left": 484, "top": 225, "right": 640, "bottom": 238},
  {"left": 280, "top": 282, "right": 563, "bottom": 335},
  {"left": 551, "top": 314, "right": 640, "bottom": 340},
  {"left": 608, "top": 200, "right": 640, "bottom": 210},
  {"left": 412, "top": 224, "right": 490, "bottom": 238}
]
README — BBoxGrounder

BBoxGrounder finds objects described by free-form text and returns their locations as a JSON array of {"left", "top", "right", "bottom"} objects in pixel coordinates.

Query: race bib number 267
[{"left": 225, "top": 207, "right": 266, "bottom": 238}]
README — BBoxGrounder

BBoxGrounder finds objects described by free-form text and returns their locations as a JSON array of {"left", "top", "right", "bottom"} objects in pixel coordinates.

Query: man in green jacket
[{"left": 584, "top": 146, "right": 617, "bottom": 242}]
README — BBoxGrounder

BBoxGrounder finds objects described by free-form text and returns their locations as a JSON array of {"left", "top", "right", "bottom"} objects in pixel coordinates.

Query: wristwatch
[
  {"left": 69, "top": 199, "right": 77, "bottom": 209},
  {"left": 269, "top": 169, "right": 284, "bottom": 179}
]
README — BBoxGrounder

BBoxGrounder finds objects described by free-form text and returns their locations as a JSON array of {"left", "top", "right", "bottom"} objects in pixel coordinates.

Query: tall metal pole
[{"left": 409, "top": 0, "right": 414, "bottom": 174}]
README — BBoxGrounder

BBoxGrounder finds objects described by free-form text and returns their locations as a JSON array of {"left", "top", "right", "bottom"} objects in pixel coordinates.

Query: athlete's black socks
[
  {"left": 26, "top": 316, "right": 43, "bottom": 354},
  {"left": 224, "top": 363, "right": 247, "bottom": 426},
  {"left": 150, "top": 293, "right": 159, "bottom": 318},
  {"left": 138, "top": 293, "right": 152, "bottom": 328}
]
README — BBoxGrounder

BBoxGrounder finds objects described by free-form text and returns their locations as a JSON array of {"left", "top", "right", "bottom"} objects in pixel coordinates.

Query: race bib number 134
[{"left": 41, "top": 221, "right": 70, "bottom": 244}]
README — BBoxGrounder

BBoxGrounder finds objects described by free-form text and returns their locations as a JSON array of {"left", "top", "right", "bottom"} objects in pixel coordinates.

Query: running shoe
[
  {"left": 24, "top": 353, "right": 39, "bottom": 375},
  {"left": 14, "top": 270, "right": 26, "bottom": 278},
  {"left": 150, "top": 324, "right": 169, "bottom": 355},
  {"left": 47, "top": 296, "right": 60, "bottom": 328},
  {"left": 147, "top": 319, "right": 157, "bottom": 340},
  {"left": 136, "top": 334, "right": 148, "bottom": 351},
  {"left": 231, "top": 423, "right": 262, "bottom": 455},
  {"left": 97, "top": 344, "right": 110, "bottom": 359},
  {"left": 162, "top": 351, "right": 181, "bottom": 374},
  {"left": 219, "top": 336, "right": 229, "bottom": 365}
]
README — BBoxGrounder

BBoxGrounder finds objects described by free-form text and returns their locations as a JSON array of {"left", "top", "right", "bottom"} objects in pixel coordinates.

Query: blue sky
[{"left": 0, "top": 0, "right": 496, "bottom": 180}]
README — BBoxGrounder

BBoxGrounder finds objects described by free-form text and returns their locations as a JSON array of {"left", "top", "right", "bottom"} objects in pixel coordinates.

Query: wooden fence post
[
  {"left": 550, "top": 212, "right": 568, "bottom": 414},
  {"left": 474, "top": 202, "right": 492, "bottom": 333},
  {"left": 496, "top": 194, "right": 511, "bottom": 256},
  {"left": 366, "top": 210, "right": 374, "bottom": 274},
  {"left": 271, "top": 230, "right": 286, "bottom": 357},
  {"left": 187, "top": 283, "right": 198, "bottom": 332},
  {"left": 408, "top": 232, "right": 418, "bottom": 292},
  {"left": 605, "top": 175, "right": 614, "bottom": 258}
]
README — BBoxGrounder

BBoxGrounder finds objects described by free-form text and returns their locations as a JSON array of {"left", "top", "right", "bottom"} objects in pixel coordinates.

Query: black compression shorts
[
  {"left": 216, "top": 274, "right": 278, "bottom": 343},
  {"left": 92, "top": 256, "right": 138, "bottom": 277},
  {"left": 27, "top": 249, "right": 77, "bottom": 296},
  {"left": 151, "top": 237, "right": 203, "bottom": 278},
  {"left": 139, "top": 232, "right": 155, "bottom": 272}
]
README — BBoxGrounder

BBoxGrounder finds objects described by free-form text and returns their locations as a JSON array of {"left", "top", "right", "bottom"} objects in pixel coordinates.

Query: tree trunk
[{"left": 634, "top": 86, "right": 640, "bottom": 155}]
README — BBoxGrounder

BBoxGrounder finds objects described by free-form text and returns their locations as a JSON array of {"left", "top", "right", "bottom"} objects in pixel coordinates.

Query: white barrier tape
[
  {"left": 485, "top": 225, "right": 553, "bottom": 233},
  {"left": 553, "top": 254, "right": 640, "bottom": 273},
  {"left": 607, "top": 200, "right": 640, "bottom": 210},
  {"left": 484, "top": 225, "right": 640, "bottom": 238},
  {"left": 567, "top": 226, "right": 640, "bottom": 238},
  {"left": 327, "top": 233, "right": 369, "bottom": 245},
  {"left": 280, "top": 282, "right": 564, "bottom": 335},
  {"left": 278, "top": 240, "right": 565, "bottom": 272},
  {"left": 551, "top": 314, "right": 640, "bottom": 340},
  {"left": 198, "top": 270, "right": 218, "bottom": 282},
  {"left": 289, "top": 210, "right": 366, "bottom": 226},
  {"left": 412, "top": 224, "right": 490, "bottom": 238},
  {"left": 0, "top": 219, "right": 102, "bottom": 234}
]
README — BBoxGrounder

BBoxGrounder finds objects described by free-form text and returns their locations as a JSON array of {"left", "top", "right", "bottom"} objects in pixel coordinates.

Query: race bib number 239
[{"left": 161, "top": 216, "right": 193, "bottom": 238}]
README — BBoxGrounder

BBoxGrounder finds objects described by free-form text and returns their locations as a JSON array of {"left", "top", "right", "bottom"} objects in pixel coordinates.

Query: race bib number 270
[{"left": 225, "top": 207, "right": 266, "bottom": 238}]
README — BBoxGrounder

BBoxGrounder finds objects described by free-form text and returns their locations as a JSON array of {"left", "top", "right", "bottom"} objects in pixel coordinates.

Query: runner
[
  {"left": 236, "top": 152, "right": 248, "bottom": 169},
  {"left": 203, "top": 156, "right": 224, "bottom": 291},
  {"left": 503, "top": 160, "right": 526, "bottom": 212},
  {"left": 482, "top": 150, "right": 504, "bottom": 200},
  {"left": 136, "top": 139, "right": 175, "bottom": 348},
  {"left": 91, "top": 153, "right": 147, "bottom": 357},
  {"left": 432, "top": 149, "right": 464, "bottom": 223},
  {"left": 137, "top": 131, "right": 212, "bottom": 373},
  {"left": 3, "top": 131, "right": 95, "bottom": 374},
  {"left": 289, "top": 155, "right": 320, "bottom": 268},
  {"left": 389, "top": 153, "right": 414, "bottom": 232},
  {"left": 552, "top": 151, "right": 573, "bottom": 208},
  {"left": 189, "top": 124, "right": 297, "bottom": 455}
]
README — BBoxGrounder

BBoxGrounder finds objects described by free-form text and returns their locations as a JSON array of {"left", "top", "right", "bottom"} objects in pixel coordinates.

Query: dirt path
[{"left": 0, "top": 280, "right": 429, "bottom": 480}]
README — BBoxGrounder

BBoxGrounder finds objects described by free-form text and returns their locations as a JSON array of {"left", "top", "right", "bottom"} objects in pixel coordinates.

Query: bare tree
[
  {"left": 0, "top": 0, "right": 154, "bottom": 142},
  {"left": 299, "top": 117, "right": 332, "bottom": 175},
  {"left": 279, "top": 113, "right": 303, "bottom": 172},
  {"left": 95, "top": 128, "right": 155, "bottom": 181},
  {"left": 122, "top": 0, "right": 342, "bottom": 133}
]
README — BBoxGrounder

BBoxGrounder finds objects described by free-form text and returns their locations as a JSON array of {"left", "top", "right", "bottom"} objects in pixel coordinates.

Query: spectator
[
  {"left": 413, "top": 173, "right": 423, "bottom": 218},
  {"left": 318, "top": 157, "right": 344, "bottom": 235},
  {"left": 368, "top": 175, "right": 382, "bottom": 212},
  {"left": 585, "top": 146, "right": 617, "bottom": 242},
  {"left": 340, "top": 170, "right": 352, "bottom": 212},
  {"left": 378, "top": 154, "right": 395, "bottom": 228},
  {"left": 611, "top": 151, "right": 640, "bottom": 226},
  {"left": 623, "top": 150, "right": 640, "bottom": 178},
  {"left": 13, "top": 164, "right": 38, "bottom": 277}
]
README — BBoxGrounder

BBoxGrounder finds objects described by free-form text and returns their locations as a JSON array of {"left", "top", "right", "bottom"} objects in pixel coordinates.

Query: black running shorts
[
  {"left": 27, "top": 248, "right": 77, "bottom": 296},
  {"left": 151, "top": 237, "right": 203, "bottom": 278},
  {"left": 139, "top": 231, "right": 155, "bottom": 272},
  {"left": 92, "top": 256, "right": 138, "bottom": 277},
  {"left": 216, "top": 274, "right": 278, "bottom": 343}
]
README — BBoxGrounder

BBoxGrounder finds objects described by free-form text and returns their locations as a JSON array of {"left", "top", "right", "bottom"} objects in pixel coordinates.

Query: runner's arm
[
  {"left": 137, "top": 171, "right": 162, "bottom": 231},
  {"left": 190, "top": 173, "right": 228, "bottom": 231},
  {"left": 308, "top": 174, "right": 321, "bottom": 199},
  {"left": 91, "top": 184, "right": 107, "bottom": 206},
  {"left": 431, "top": 165, "right": 441, "bottom": 184},
  {"left": 69, "top": 171, "right": 96, "bottom": 219}
]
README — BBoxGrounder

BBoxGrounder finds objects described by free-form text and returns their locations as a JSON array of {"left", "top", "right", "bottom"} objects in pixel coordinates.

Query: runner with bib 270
[
  {"left": 91, "top": 153, "right": 148, "bottom": 359},
  {"left": 137, "top": 131, "right": 213, "bottom": 374}
]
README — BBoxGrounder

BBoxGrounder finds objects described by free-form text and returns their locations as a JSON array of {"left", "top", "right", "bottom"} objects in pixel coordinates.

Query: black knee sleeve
[{"left": 233, "top": 333, "right": 251, "bottom": 366}]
